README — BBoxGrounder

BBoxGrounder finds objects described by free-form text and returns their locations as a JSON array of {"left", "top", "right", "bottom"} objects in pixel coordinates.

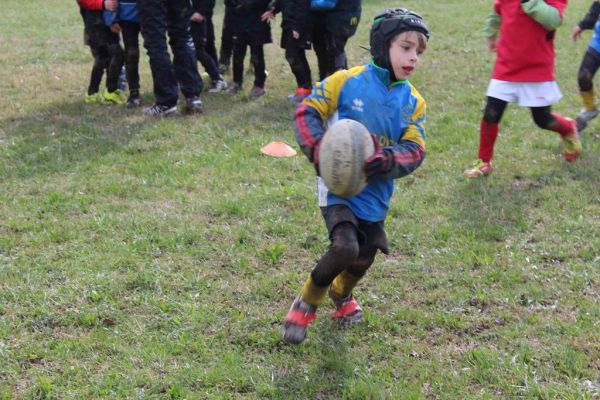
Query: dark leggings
[
  {"left": 285, "top": 46, "right": 312, "bottom": 89},
  {"left": 483, "top": 96, "right": 556, "bottom": 130},
  {"left": 218, "top": 7, "right": 233, "bottom": 66},
  {"left": 312, "top": 22, "right": 349, "bottom": 80},
  {"left": 191, "top": 21, "right": 221, "bottom": 82},
  {"left": 232, "top": 43, "right": 266, "bottom": 87},
  {"left": 578, "top": 47, "right": 600, "bottom": 92},
  {"left": 310, "top": 223, "right": 377, "bottom": 287},
  {"left": 120, "top": 21, "right": 141, "bottom": 92},
  {"left": 88, "top": 42, "right": 124, "bottom": 94}
]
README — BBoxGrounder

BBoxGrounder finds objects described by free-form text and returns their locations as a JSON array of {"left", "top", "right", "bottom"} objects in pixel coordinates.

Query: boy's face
[{"left": 388, "top": 31, "right": 424, "bottom": 80}]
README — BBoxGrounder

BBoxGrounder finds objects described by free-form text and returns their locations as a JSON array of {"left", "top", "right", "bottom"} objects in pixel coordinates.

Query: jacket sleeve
[
  {"left": 192, "top": 0, "right": 215, "bottom": 14},
  {"left": 382, "top": 89, "right": 426, "bottom": 179},
  {"left": 483, "top": 11, "right": 501, "bottom": 38},
  {"left": 269, "top": 0, "right": 281, "bottom": 14},
  {"left": 287, "top": 0, "right": 311, "bottom": 32},
  {"left": 103, "top": 10, "right": 117, "bottom": 26},
  {"left": 77, "top": 0, "right": 104, "bottom": 10},
  {"left": 238, "top": 0, "right": 270, "bottom": 10},
  {"left": 521, "top": 0, "right": 564, "bottom": 31},
  {"left": 579, "top": 1, "right": 600, "bottom": 30},
  {"left": 294, "top": 70, "right": 353, "bottom": 163}
]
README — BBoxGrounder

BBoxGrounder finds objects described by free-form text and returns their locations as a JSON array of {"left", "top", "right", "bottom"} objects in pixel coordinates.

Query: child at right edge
[
  {"left": 464, "top": 0, "right": 581, "bottom": 178},
  {"left": 284, "top": 9, "right": 429, "bottom": 344},
  {"left": 572, "top": 1, "right": 600, "bottom": 131}
]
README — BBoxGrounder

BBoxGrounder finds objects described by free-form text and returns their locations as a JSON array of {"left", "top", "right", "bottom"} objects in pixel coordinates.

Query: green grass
[{"left": 1, "top": 0, "right": 599, "bottom": 398}]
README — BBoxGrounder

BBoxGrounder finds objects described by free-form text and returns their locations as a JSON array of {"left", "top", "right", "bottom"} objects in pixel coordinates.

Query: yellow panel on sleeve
[
  {"left": 404, "top": 84, "right": 427, "bottom": 150},
  {"left": 302, "top": 65, "right": 366, "bottom": 122}
]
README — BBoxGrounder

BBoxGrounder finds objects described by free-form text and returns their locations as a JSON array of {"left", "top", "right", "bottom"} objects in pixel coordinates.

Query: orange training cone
[{"left": 260, "top": 141, "right": 297, "bottom": 157}]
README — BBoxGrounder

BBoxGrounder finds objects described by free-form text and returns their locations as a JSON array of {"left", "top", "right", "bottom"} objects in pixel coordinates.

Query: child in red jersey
[{"left": 464, "top": 0, "right": 582, "bottom": 178}]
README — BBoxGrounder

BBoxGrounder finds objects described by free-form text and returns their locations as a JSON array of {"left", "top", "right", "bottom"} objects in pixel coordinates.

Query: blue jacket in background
[{"left": 104, "top": 0, "right": 139, "bottom": 26}]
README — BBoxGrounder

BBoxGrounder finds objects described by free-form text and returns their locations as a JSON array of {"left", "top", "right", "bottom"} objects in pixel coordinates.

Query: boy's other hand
[
  {"left": 110, "top": 23, "right": 121, "bottom": 33},
  {"left": 292, "top": 30, "right": 300, "bottom": 39},
  {"left": 487, "top": 37, "right": 498, "bottom": 52},
  {"left": 261, "top": 10, "right": 274, "bottom": 22},
  {"left": 103, "top": 0, "right": 118, "bottom": 11},
  {"left": 572, "top": 25, "right": 583, "bottom": 41},
  {"left": 190, "top": 12, "right": 205, "bottom": 23},
  {"left": 365, "top": 149, "right": 393, "bottom": 180}
]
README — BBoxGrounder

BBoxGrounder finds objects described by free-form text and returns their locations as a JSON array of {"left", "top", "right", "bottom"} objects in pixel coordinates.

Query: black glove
[{"left": 364, "top": 148, "right": 394, "bottom": 180}]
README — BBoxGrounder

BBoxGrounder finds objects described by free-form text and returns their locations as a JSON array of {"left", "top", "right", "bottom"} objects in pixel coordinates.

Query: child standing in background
[
  {"left": 104, "top": 0, "right": 142, "bottom": 107},
  {"left": 262, "top": 0, "right": 313, "bottom": 103},
  {"left": 190, "top": 0, "right": 228, "bottom": 92},
  {"left": 78, "top": 0, "right": 126, "bottom": 104},
  {"left": 464, "top": 0, "right": 581, "bottom": 178},
  {"left": 225, "top": 0, "right": 272, "bottom": 98},
  {"left": 572, "top": 1, "right": 600, "bottom": 131}
]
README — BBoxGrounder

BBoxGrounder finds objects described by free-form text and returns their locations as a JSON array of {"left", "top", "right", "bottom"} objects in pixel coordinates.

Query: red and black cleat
[
  {"left": 282, "top": 298, "right": 317, "bottom": 344},
  {"left": 329, "top": 289, "right": 364, "bottom": 325}
]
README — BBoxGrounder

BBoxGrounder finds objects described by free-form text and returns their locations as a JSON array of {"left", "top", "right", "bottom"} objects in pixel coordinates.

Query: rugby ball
[{"left": 318, "top": 119, "right": 375, "bottom": 197}]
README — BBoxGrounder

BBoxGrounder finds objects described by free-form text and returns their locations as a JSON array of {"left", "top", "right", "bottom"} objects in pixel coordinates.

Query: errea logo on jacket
[{"left": 352, "top": 98, "right": 364, "bottom": 112}]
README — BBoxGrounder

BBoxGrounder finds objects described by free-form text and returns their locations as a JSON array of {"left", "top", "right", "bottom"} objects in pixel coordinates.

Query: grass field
[{"left": 1, "top": 0, "right": 599, "bottom": 398}]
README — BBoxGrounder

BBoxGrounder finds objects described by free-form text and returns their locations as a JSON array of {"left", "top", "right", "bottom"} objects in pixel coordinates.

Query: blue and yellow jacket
[{"left": 294, "top": 62, "right": 426, "bottom": 222}]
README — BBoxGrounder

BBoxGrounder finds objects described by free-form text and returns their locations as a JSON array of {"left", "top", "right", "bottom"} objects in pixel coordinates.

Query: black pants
[
  {"left": 191, "top": 21, "right": 221, "bottom": 82},
  {"left": 232, "top": 42, "right": 266, "bottom": 88},
  {"left": 204, "top": 13, "right": 218, "bottom": 66},
  {"left": 483, "top": 96, "right": 556, "bottom": 129},
  {"left": 310, "top": 205, "right": 388, "bottom": 287},
  {"left": 218, "top": 7, "right": 233, "bottom": 66},
  {"left": 120, "top": 20, "right": 141, "bottom": 92},
  {"left": 312, "top": 18, "right": 349, "bottom": 80},
  {"left": 138, "top": 0, "right": 202, "bottom": 107},
  {"left": 578, "top": 47, "right": 600, "bottom": 92},
  {"left": 285, "top": 46, "right": 311, "bottom": 89},
  {"left": 88, "top": 42, "right": 124, "bottom": 94}
]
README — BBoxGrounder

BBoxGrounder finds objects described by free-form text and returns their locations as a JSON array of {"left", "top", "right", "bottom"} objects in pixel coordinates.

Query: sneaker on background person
[
  {"left": 143, "top": 103, "right": 178, "bottom": 117},
  {"left": 184, "top": 96, "right": 203, "bottom": 114},
  {"left": 103, "top": 88, "right": 127, "bottom": 105},
  {"left": 85, "top": 92, "right": 106, "bottom": 104},
  {"left": 126, "top": 90, "right": 141, "bottom": 108},
  {"left": 208, "top": 77, "right": 228, "bottom": 93},
  {"left": 249, "top": 86, "right": 266, "bottom": 98},
  {"left": 228, "top": 82, "right": 243, "bottom": 95},
  {"left": 287, "top": 87, "right": 311, "bottom": 103}
]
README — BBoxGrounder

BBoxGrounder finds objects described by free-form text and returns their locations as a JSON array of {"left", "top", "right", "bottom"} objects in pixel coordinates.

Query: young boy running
[
  {"left": 285, "top": 8, "right": 429, "bottom": 344},
  {"left": 464, "top": 0, "right": 581, "bottom": 178}
]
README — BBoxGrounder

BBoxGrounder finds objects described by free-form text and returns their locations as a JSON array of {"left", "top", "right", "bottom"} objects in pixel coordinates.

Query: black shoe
[
  {"left": 218, "top": 62, "right": 229, "bottom": 74},
  {"left": 126, "top": 91, "right": 141, "bottom": 108},
  {"left": 228, "top": 82, "right": 243, "bottom": 95},
  {"left": 184, "top": 96, "right": 203, "bottom": 114},
  {"left": 143, "top": 104, "right": 178, "bottom": 117}
]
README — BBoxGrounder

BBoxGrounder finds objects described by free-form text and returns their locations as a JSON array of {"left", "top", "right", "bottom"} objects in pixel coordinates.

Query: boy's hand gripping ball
[{"left": 318, "top": 119, "right": 375, "bottom": 197}]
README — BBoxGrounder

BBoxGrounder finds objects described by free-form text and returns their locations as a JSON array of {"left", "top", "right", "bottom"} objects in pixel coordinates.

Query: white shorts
[{"left": 486, "top": 79, "right": 562, "bottom": 107}]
